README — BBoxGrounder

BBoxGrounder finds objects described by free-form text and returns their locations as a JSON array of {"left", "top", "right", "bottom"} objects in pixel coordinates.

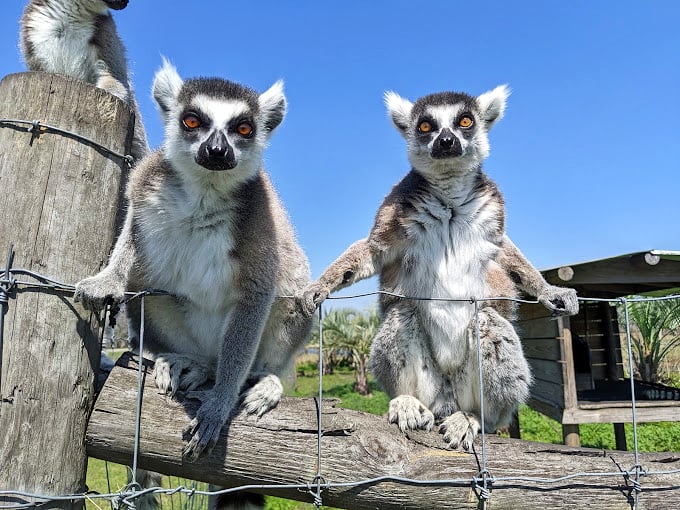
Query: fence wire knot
[
  {"left": 306, "top": 474, "right": 327, "bottom": 508},
  {"left": 0, "top": 274, "right": 16, "bottom": 307},
  {"left": 625, "top": 464, "right": 646, "bottom": 493},
  {"left": 472, "top": 469, "right": 493, "bottom": 502}
]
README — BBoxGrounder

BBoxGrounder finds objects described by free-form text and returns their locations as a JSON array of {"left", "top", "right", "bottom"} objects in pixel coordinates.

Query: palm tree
[
  {"left": 318, "top": 308, "right": 380, "bottom": 396},
  {"left": 620, "top": 297, "right": 680, "bottom": 383}
]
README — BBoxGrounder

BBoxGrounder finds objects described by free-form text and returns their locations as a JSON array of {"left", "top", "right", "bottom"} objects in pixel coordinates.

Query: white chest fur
[
  {"left": 25, "top": 6, "right": 101, "bottom": 81},
  {"left": 400, "top": 192, "right": 501, "bottom": 371},
  {"left": 138, "top": 185, "right": 237, "bottom": 312}
]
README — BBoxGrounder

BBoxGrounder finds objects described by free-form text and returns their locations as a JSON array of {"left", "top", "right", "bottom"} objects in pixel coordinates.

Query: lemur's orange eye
[
  {"left": 418, "top": 121, "right": 432, "bottom": 133},
  {"left": 459, "top": 116, "right": 473, "bottom": 128},
  {"left": 237, "top": 122, "right": 253, "bottom": 137},
  {"left": 182, "top": 114, "right": 201, "bottom": 129}
]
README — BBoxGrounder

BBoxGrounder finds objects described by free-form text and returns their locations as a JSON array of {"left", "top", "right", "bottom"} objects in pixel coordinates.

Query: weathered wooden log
[
  {"left": 0, "top": 72, "right": 133, "bottom": 508},
  {"left": 86, "top": 353, "right": 680, "bottom": 510}
]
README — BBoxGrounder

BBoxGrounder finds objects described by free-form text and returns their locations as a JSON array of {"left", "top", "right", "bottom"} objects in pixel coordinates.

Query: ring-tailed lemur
[
  {"left": 20, "top": 0, "right": 149, "bottom": 163},
  {"left": 75, "top": 60, "right": 313, "bottom": 460},
  {"left": 304, "top": 85, "right": 578, "bottom": 450}
]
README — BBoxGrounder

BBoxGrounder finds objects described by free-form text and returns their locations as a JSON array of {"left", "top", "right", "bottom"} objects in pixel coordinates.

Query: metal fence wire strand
[
  {"left": 2, "top": 266, "right": 680, "bottom": 508},
  {"left": 307, "top": 305, "right": 326, "bottom": 509},
  {"left": 472, "top": 298, "right": 491, "bottom": 507},
  {"left": 620, "top": 297, "right": 644, "bottom": 510},
  {"left": 0, "top": 118, "right": 135, "bottom": 167}
]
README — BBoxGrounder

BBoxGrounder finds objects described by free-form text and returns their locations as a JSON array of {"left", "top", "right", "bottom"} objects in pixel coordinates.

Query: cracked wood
[{"left": 86, "top": 352, "right": 680, "bottom": 510}]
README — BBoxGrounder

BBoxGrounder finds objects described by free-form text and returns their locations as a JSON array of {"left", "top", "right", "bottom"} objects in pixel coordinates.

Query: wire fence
[{"left": 1, "top": 254, "right": 680, "bottom": 509}]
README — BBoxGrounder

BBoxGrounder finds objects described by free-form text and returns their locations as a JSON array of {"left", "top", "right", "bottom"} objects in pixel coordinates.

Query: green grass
[
  {"left": 86, "top": 368, "right": 680, "bottom": 510},
  {"left": 291, "top": 368, "right": 390, "bottom": 415}
]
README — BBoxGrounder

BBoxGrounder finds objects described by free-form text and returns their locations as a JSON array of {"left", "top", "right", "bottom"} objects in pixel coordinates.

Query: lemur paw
[
  {"left": 182, "top": 389, "right": 234, "bottom": 461},
  {"left": 538, "top": 286, "right": 579, "bottom": 316},
  {"left": 439, "top": 412, "right": 481, "bottom": 451},
  {"left": 301, "top": 281, "right": 330, "bottom": 316},
  {"left": 242, "top": 374, "right": 283, "bottom": 417},
  {"left": 74, "top": 273, "right": 125, "bottom": 311},
  {"left": 388, "top": 395, "right": 435, "bottom": 432},
  {"left": 154, "top": 353, "right": 213, "bottom": 396}
]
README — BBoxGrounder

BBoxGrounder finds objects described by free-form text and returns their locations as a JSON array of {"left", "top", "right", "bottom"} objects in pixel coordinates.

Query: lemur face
[
  {"left": 174, "top": 87, "right": 260, "bottom": 172},
  {"left": 385, "top": 85, "right": 509, "bottom": 176},
  {"left": 152, "top": 59, "right": 286, "bottom": 179},
  {"left": 410, "top": 93, "right": 481, "bottom": 161}
]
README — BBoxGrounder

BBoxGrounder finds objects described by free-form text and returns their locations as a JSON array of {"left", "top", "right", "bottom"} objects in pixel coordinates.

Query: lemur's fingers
[
  {"left": 301, "top": 282, "right": 329, "bottom": 316},
  {"left": 242, "top": 374, "right": 283, "bottom": 417},
  {"left": 73, "top": 275, "right": 125, "bottom": 311},
  {"left": 539, "top": 286, "right": 579, "bottom": 316},
  {"left": 182, "top": 416, "right": 218, "bottom": 461},
  {"left": 439, "top": 412, "right": 481, "bottom": 451},
  {"left": 182, "top": 390, "right": 234, "bottom": 461},
  {"left": 388, "top": 395, "right": 435, "bottom": 432}
]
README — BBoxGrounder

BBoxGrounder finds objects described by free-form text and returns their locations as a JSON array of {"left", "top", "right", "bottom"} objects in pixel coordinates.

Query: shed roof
[{"left": 541, "top": 250, "right": 680, "bottom": 298}]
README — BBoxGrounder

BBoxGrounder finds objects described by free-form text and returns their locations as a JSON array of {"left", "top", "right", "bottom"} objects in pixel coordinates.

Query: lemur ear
[
  {"left": 152, "top": 57, "right": 183, "bottom": 119},
  {"left": 258, "top": 80, "right": 287, "bottom": 133},
  {"left": 384, "top": 91, "right": 413, "bottom": 138},
  {"left": 476, "top": 84, "right": 510, "bottom": 130}
]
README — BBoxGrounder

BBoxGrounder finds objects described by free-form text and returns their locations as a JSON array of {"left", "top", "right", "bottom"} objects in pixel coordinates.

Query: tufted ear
[
  {"left": 258, "top": 80, "right": 287, "bottom": 133},
  {"left": 384, "top": 91, "right": 413, "bottom": 138},
  {"left": 152, "top": 57, "right": 183, "bottom": 121},
  {"left": 476, "top": 84, "right": 510, "bottom": 130}
]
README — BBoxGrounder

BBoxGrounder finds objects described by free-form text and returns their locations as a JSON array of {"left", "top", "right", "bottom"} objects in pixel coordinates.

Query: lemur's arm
[
  {"left": 308, "top": 237, "right": 376, "bottom": 304},
  {"left": 303, "top": 201, "right": 405, "bottom": 312},
  {"left": 498, "top": 235, "right": 579, "bottom": 316},
  {"left": 74, "top": 205, "right": 136, "bottom": 310},
  {"left": 184, "top": 286, "right": 275, "bottom": 460}
]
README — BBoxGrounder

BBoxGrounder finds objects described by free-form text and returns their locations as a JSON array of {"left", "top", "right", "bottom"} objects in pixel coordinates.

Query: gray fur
[
  {"left": 304, "top": 85, "right": 578, "bottom": 449},
  {"left": 75, "top": 61, "right": 313, "bottom": 462},
  {"left": 20, "top": 0, "right": 149, "bottom": 163}
]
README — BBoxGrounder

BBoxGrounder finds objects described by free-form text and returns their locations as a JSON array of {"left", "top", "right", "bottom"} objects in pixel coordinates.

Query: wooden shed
[{"left": 517, "top": 250, "right": 680, "bottom": 449}]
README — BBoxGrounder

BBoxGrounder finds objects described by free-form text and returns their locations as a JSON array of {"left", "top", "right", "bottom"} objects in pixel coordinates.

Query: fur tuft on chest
[{"left": 137, "top": 195, "right": 238, "bottom": 308}]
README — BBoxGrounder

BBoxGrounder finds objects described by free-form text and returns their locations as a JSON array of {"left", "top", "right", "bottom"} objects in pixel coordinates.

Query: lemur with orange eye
[
  {"left": 75, "top": 61, "right": 314, "bottom": 473},
  {"left": 305, "top": 85, "right": 579, "bottom": 450}
]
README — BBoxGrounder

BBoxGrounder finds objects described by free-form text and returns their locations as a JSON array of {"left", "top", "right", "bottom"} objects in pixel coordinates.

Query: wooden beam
[
  {"left": 543, "top": 257, "right": 680, "bottom": 292},
  {"left": 563, "top": 405, "right": 680, "bottom": 425},
  {"left": 85, "top": 354, "right": 680, "bottom": 510}
]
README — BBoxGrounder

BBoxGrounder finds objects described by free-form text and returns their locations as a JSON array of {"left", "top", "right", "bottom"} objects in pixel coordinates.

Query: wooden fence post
[{"left": 0, "top": 71, "right": 134, "bottom": 508}]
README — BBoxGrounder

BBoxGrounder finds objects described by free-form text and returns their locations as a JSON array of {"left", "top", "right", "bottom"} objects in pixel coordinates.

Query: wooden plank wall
[
  {"left": 517, "top": 303, "right": 565, "bottom": 416},
  {"left": 569, "top": 301, "right": 623, "bottom": 383}
]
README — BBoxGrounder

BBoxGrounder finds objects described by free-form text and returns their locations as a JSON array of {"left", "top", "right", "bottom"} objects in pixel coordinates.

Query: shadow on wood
[{"left": 86, "top": 353, "right": 680, "bottom": 510}]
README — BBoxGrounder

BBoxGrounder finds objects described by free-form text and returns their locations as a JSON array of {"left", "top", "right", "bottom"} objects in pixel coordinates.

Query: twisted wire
[{"left": 1, "top": 268, "right": 680, "bottom": 508}]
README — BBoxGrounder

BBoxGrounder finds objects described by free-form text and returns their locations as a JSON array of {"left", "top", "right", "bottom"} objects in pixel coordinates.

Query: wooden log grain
[
  {"left": 0, "top": 72, "right": 133, "bottom": 508},
  {"left": 86, "top": 353, "right": 680, "bottom": 510}
]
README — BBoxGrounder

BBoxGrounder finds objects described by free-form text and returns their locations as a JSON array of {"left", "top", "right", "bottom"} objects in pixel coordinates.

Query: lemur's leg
[
  {"left": 153, "top": 352, "right": 215, "bottom": 396},
  {"left": 440, "top": 306, "right": 532, "bottom": 450},
  {"left": 242, "top": 295, "right": 314, "bottom": 417},
  {"left": 371, "top": 304, "right": 436, "bottom": 432}
]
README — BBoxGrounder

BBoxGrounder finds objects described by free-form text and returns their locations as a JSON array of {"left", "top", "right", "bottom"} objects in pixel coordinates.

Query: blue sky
[{"left": 1, "top": 1, "right": 678, "bottom": 308}]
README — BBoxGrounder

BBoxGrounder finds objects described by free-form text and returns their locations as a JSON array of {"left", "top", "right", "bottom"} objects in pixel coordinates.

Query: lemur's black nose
[
  {"left": 207, "top": 131, "right": 228, "bottom": 157},
  {"left": 431, "top": 128, "right": 462, "bottom": 159},
  {"left": 439, "top": 135, "right": 454, "bottom": 149},
  {"left": 437, "top": 128, "right": 455, "bottom": 149},
  {"left": 197, "top": 130, "right": 237, "bottom": 170}
]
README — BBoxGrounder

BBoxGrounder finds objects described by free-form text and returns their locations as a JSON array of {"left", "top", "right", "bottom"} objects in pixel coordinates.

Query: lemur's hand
[
  {"left": 74, "top": 272, "right": 125, "bottom": 311},
  {"left": 182, "top": 389, "right": 235, "bottom": 461},
  {"left": 538, "top": 285, "right": 579, "bottom": 316},
  {"left": 301, "top": 281, "right": 330, "bottom": 316}
]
